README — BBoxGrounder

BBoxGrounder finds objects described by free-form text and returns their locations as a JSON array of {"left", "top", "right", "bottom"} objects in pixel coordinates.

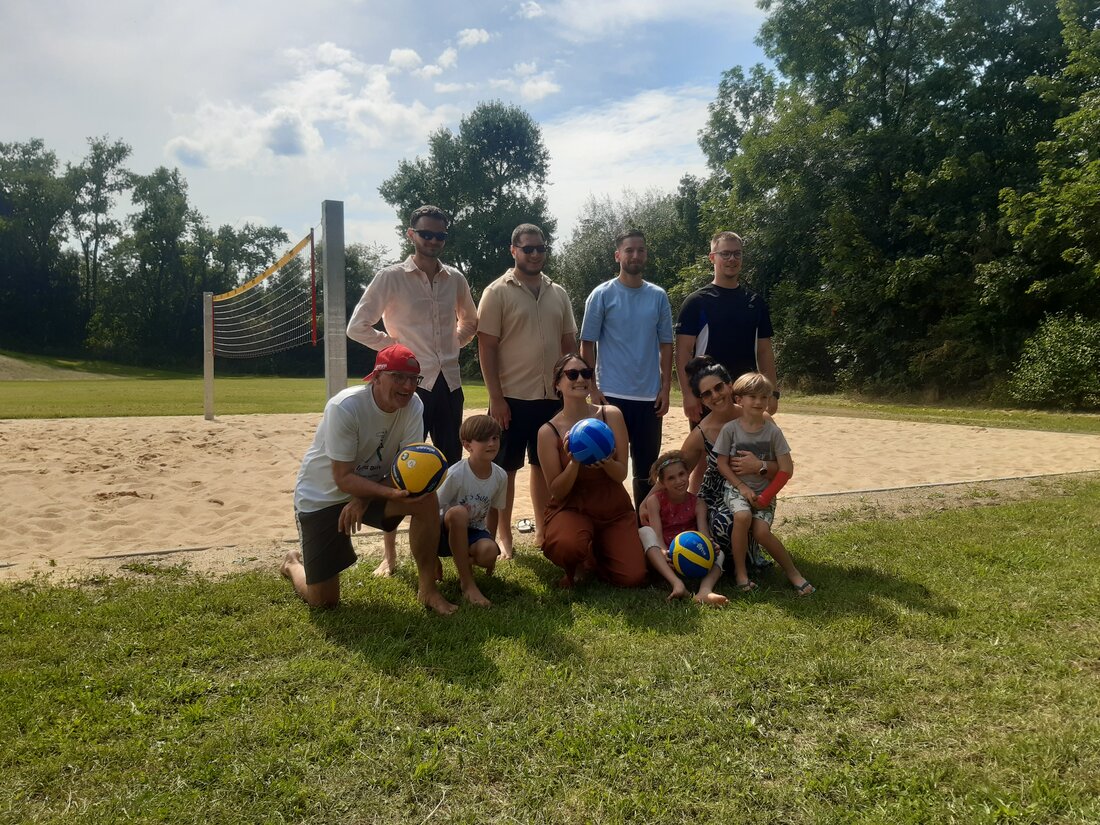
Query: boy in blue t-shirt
[{"left": 435, "top": 414, "right": 508, "bottom": 608}]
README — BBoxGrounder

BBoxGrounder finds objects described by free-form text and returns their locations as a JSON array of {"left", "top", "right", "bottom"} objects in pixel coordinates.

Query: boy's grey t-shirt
[{"left": 713, "top": 418, "right": 791, "bottom": 494}]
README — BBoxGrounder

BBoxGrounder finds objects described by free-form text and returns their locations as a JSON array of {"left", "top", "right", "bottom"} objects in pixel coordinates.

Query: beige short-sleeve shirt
[{"left": 477, "top": 269, "right": 577, "bottom": 400}]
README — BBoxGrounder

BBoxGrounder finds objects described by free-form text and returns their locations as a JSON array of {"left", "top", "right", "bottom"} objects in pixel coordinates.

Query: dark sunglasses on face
[
  {"left": 517, "top": 244, "right": 547, "bottom": 255},
  {"left": 563, "top": 368, "right": 594, "bottom": 380},
  {"left": 412, "top": 229, "right": 448, "bottom": 242},
  {"left": 699, "top": 381, "right": 726, "bottom": 399}
]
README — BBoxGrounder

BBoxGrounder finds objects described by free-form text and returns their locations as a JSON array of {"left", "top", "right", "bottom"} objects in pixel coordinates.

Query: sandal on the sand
[
  {"left": 794, "top": 580, "right": 815, "bottom": 596},
  {"left": 516, "top": 519, "right": 535, "bottom": 534},
  {"left": 737, "top": 580, "right": 758, "bottom": 593}
]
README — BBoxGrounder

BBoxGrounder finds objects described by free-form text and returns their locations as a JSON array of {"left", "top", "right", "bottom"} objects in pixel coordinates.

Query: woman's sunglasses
[
  {"left": 563, "top": 368, "right": 594, "bottom": 380},
  {"left": 699, "top": 381, "right": 726, "bottom": 399}
]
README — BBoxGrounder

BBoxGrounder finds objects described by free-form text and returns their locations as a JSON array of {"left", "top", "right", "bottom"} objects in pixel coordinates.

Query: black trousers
[
  {"left": 605, "top": 395, "right": 662, "bottom": 510},
  {"left": 417, "top": 375, "right": 465, "bottom": 466}
]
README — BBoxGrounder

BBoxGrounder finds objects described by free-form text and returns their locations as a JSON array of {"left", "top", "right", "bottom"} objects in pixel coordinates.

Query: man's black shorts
[
  {"left": 295, "top": 499, "right": 404, "bottom": 585},
  {"left": 494, "top": 397, "right": 561, "bottom": 472}
]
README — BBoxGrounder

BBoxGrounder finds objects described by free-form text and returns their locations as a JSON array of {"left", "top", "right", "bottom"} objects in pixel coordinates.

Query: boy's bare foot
[
  {"left": 372, "top": 558, "right": 397, "bottom": 577},
  {"left": 499, "top": 536, "right": 514, "bottom": 560},
  {"left": 418, "top": 589, "right": 458, "bottom": 615},
  {"left": 281, "top": 549, "right": 302, "bottom": 579},
  {"left": 667, "top": 580, "right": 690, "bottom": 601},
  {"left": 695, "top": 592, "right": 729, "bottom": 607},
  {"left": 462, "top": 585, "right": 492, "bottom": 608},
  {"left": 435, "top": 559, "right": 444, "bottom": 582}
]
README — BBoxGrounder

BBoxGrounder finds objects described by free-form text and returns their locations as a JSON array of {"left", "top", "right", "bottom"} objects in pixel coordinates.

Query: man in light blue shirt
[{"left": 580, "top": 229, "right": 674, "bottom": 508}]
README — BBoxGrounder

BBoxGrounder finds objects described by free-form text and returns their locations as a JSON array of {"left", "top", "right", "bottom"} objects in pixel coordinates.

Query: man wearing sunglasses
[
  {"left": 285, "top": 344, "right": 457, "bottom": 615},
  {"left": 478, "top": 223, "right": 577, "bottom": 557},
  {"left": 580, "top": 229, "right": 674, "bottom": 509},
  {"left": 347, "top": 204, "right": 478, "bottom": 575},
  {"left": 675, "top": 231, "right": 779, "bottom": 426}
]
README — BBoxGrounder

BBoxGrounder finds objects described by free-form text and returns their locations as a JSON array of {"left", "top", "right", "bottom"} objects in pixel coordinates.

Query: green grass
[
  {"left": 780, "top": 392, "right": 1100, "bottom": 435},
  {"left": 1, "top": 348, "right": 1097, "bottom": 433},
  {"left": 4, "top": 483, "right": 1099, "bottom": 823},
  {"left": 0, "top": 376, "right": 492, "bottom": 419}
]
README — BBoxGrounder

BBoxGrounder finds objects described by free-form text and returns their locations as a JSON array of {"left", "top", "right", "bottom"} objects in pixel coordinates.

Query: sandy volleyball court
[{"left": 2, "top": 412, "right": 1098, "bottom": 582}]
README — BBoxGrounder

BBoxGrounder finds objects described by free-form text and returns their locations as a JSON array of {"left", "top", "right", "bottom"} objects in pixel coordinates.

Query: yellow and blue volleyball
[
  {"left": 391, "top": 442, "right": 448, "bottom": 495},
  {"left": 567, "top": 417, "right": 615, "bottom": 465},
  {"left": 668, "top": 531, "right": 716, "bottom": 578}
]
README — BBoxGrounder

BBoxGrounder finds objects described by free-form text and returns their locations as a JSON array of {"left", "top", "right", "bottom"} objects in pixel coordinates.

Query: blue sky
[{"left": 1, "top": 0, "right": 767, "bottom": 257}]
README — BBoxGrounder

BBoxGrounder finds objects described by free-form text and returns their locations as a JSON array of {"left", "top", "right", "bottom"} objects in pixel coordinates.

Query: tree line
[{"left": 1, "top": 0, "right": 1097, "bottom": 405}]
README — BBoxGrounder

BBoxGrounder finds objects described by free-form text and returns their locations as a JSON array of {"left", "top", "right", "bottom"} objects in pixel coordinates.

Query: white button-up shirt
[{"left": 347, "top": 256, "right": 478, "bottom": 392}]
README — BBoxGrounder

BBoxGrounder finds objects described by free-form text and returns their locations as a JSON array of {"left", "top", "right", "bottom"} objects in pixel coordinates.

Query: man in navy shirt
[{"left": 675, "top": 231, "right": 779, "bottom": 426}]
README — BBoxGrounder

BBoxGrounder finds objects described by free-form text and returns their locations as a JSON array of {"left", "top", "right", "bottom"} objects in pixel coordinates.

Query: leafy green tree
[
  {"left": 379, "top": 101, "right": 555, "bottom": 296},
  {"left": 66, "top": 136, "right": 132, "bottom": 321},
  {"left": 699, "top": 0, "right": 1071, "bottom": 394},
  {"left": 0, "top": 139, "right": 81, "bottom": 347}
]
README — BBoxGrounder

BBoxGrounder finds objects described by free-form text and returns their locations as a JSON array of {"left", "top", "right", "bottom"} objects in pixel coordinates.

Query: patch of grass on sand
[
  {"left": 3, "top": 483, "right": 1099, "bottom": 823},
  {"left": 782, "top": 392, "right": 1100, "bottom": 435}
]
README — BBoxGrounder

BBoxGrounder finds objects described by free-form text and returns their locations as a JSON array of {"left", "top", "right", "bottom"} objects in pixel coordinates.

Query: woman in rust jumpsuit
[{"left": 537, "top": 353, "right": 648, "bottom": 588}]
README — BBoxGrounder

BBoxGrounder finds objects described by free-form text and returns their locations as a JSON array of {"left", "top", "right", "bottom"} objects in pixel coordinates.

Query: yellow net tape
[{"left": 212, "top": 233, "right": 312, "bottom": 302}]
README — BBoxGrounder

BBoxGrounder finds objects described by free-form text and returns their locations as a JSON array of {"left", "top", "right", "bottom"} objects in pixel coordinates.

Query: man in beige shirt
[
  {"left": 477, "top": 223, "right": 577, "bottom": 556},
  {"left": 347, "top": 205, "right": 478, "bottom": 574}
]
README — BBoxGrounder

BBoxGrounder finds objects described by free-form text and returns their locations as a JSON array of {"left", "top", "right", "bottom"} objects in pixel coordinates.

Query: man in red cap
[{"left": 284, "top": 344, "right": 457, "bottom": 614}]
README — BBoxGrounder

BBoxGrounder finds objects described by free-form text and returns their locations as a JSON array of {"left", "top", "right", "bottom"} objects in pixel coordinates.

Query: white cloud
[
  {"left": 536, "top": 0, "right": 760, "bottom": 43},
  {"left": 166, "top": 42, "right": 457, "bottom": 169},
  {"left": 415, "top": 64, "right": 444, "bottom": 79},
  {"left": 518, "top": 1, "right": 545, "bottom": 18},
  {"left": 521, "top": 75, "right": 561, "bottom": 100},
  {"left": 457, "top": 28, "right": 491, "bottom": 47},
  {"left": 514, "top": 61, "right": 538, "bottom": 76},
  {"left": 434, "top": 81, "right": 474, "bottom": 93},
  {"left": 542, "top": 86, "right": 711, "bottom": 239},
  {"left": 388, "top": 48, "right": 422, "bottom": 71},
  {"left": 437, "top": 47, "right": 459, "bottom": 68}
]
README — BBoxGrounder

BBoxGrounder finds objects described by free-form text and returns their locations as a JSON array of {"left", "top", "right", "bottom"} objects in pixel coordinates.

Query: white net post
[
  {"left": 322, "top": 200, "right": 347, "bottom": 400},
  {"left": 203, "top": 292, "right": 214, "bottom": 420}
]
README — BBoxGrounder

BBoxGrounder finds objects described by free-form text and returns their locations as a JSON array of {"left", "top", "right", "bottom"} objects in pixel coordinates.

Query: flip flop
[
  {"left": 794, "top": 580, "right": 815, "bottom": 596},
  {"left": 737, "top": 580, "right": 758, "bottom": 593},
  {"left": 516, "top": 519, "right": 535, "bottom": 534}
]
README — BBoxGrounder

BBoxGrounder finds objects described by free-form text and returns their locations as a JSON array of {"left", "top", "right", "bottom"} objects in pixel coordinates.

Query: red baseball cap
[{"left": 366, "top": 344, "right": 421, "bottom": 381}]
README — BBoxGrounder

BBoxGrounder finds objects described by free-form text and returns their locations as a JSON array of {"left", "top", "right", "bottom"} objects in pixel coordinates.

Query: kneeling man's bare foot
[
  {"left": 695, "top": 591, "right": 729, "bottom": 607},
  {"left": 462, "top": 585, "right": 492, "bottom": 608},
  {"left": 372, "top": 557, "right": 397, "bottom": 578},
  {"left": 281, "top": 549, "right": 303, "bottom": 579},
  {"left": 667, "top": 580, "right": 691, "bottom": 601},
  {"left": 418, "top": 588, "right": 458, "bottom": 615}
]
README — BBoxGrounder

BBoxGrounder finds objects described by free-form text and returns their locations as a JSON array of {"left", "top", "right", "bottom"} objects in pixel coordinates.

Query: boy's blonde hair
[
  {"left": 730, "top": 371, "right": 774, "bottom": 398},
  {"left": 649, "top": 450, "right": 689, "bottom": 486},
  {"left": 459, "top": 414, "right": 502, "bottom": 444}
]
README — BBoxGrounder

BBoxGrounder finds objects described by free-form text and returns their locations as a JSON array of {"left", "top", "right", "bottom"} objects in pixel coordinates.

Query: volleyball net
[
  {"left": 211, "top": 230, "right": 317, "bottom": 358},
  {"left": 203, "top": 200, "right": 348, "bottom": 420}
]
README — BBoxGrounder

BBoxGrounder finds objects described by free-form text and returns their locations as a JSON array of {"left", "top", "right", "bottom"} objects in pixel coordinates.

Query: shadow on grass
[
  {"left": 310, "top": 554, "right": 583, "bottom": 688},
  {"left": 746, "top": 558, "right": 959, "bottom": 625}
]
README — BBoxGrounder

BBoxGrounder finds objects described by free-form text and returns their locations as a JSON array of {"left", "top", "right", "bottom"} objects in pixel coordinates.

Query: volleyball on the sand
[
  {"left": 567, "top": 418, "right": 615, "bottom": 465},
  {"left": 391, "top": 443, "right": 448, "bottom": 495},
  {"left": 669, "top": 531, "right": 716, "bottom": 577}
]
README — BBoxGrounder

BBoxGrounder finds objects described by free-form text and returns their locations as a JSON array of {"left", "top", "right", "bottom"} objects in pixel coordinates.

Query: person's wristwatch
[{"left": 759, "top": 462, "right": 768, "bottom": 477}]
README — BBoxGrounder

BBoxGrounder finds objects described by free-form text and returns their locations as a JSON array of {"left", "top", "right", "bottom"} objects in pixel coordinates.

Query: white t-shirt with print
[
  {"left": 294, "top": 384, "right": 424, "bottom": 513},
  {"left": 435, "top": 459, "right": 507, "bottom": 532}
]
